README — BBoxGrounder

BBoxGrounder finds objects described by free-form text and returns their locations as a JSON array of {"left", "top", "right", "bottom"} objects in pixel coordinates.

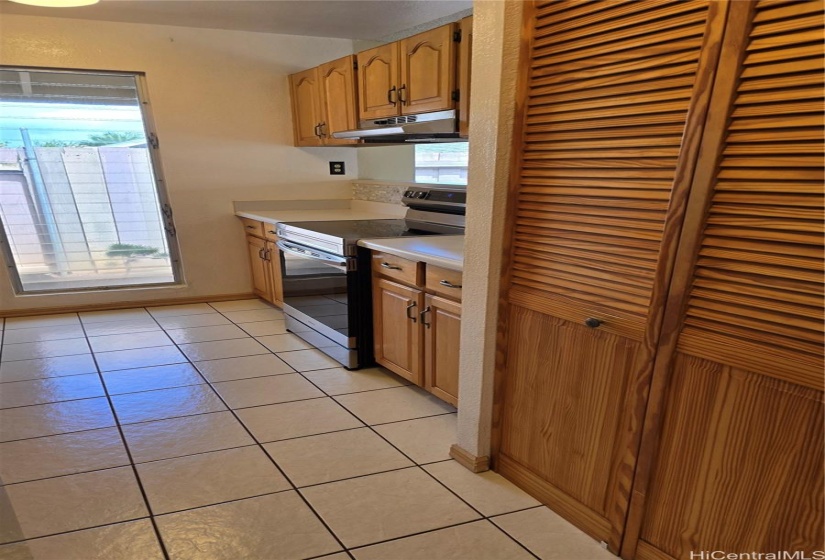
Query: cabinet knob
[{"left": 584, "top": 317, "right": 602, "bottom": 328}]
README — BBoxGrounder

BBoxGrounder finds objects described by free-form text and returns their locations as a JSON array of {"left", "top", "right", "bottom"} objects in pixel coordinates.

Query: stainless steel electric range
[{"left": 275, "top": 186, "right": 466, "bottom": 369}]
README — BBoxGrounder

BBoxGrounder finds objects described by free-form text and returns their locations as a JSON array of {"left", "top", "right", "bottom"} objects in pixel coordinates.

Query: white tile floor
[{"left": 0, "top": 299, "right": 617, "bottom": 560}]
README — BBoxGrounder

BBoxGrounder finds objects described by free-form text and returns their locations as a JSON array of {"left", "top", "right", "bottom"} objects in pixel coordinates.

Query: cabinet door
[
  {"left": 372, "top": 276, "right": 423, "bottom": 384},
  {"left": 246, "top": 234, "right": 269, "bottom": 300},
  {"left": 319, "top": 56, "right": 359, "bottom": 146},
  {"left": 399, "top": 24, "right": 456, "bottom": 115},
  {"left": 457, "top": 16, "right": 473, "bottom": 138},
  {"left": 357, "top": 43, "right": 399, "bottom": 120},
  {"left": 494, "top": 1, "right": 720, "bottom": 551},
  {"left": 264, "top": 240, "right": 283, "bottom": 307},
  {"left": 423, "top": 294, "right": 460, "bottom": 406},
  {"left": 627, "top": 2, "right": 825, "bottom": 558},
  {"left": 289, "top": 67, "right": 323, "bottom": 147}
]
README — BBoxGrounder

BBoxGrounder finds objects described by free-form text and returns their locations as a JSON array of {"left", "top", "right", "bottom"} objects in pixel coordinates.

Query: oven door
[{"left": 277, "top": 239, "right": 354, "bottom": 350}]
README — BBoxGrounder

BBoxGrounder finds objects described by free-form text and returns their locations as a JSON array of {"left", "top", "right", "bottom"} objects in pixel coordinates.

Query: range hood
[{"left": 331, "top": 109, "right": 463, "bottom": 143}]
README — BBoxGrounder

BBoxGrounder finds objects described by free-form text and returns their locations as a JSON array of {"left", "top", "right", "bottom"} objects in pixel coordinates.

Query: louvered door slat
[{"left": 677, "top": 0, "right": 825, "bottom": 389}]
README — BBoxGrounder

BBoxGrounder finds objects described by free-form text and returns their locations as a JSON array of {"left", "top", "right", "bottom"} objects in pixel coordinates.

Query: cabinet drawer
[
  {"left": 262, "top": 223, "right": 279, "bottom": 242},
  {"left": 371, "top": 252, "right": 423, "bottom": 287},
  {"left": 239, "top": 217, "right": 264, "bottom": 237},
  {"left": 425, "top": 265, "right": 463, "bottom": 301}
]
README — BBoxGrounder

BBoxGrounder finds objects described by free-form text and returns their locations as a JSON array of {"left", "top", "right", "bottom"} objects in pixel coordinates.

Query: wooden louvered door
[
  {"left": 627, "top": 2, "right": 825, "bottom": 558},
  {"left": 493, "top": 0, "right": 727, "bottom": 552}
]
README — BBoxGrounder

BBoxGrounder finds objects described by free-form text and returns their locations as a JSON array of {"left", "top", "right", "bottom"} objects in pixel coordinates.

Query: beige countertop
[
  {"left": 358, "top": 236, "right": 464, "bottom": 272},
  {"left": 235, "top": 208, "right": 402, "bottom": 225}
]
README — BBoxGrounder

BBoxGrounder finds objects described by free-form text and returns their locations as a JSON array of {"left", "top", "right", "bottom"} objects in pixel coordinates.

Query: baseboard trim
[
  {"left": 450, "top": 444, "right": 490, "bottom": 473},
  {"left": 0, "top": 292, "right": 256, "bottom": 318}
]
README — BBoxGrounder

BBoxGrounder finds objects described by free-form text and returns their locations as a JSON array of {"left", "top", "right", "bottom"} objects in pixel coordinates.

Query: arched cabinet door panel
[
  {"left": 357, "top": 43, "right": 399, "bottom": 120},
  {"left": 399, "top": 25, "right": 456, "bottom": 115},
  {"left": 289, "top": 67, "right": 323, "bottom": 147},
  {"left": 319, "top": 56, "right": 358, "bottom": 145}
]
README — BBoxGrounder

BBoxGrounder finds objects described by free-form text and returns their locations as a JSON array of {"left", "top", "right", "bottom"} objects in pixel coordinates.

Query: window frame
[{"left": 0, "top": 66, "right": 184, "bottom": 295}]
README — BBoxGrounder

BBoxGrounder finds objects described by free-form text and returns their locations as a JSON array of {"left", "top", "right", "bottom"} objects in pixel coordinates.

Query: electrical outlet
[{"left": 329, "top": 161, "right": 345, "bottom": 175}]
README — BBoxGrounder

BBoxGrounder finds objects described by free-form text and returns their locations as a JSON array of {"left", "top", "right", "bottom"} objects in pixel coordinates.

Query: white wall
[
  {"left": 455, "top": 0, "right": 523, "bottom": 462},
  {"left": 0, "top": 14, "right": 358, "bottom": 312}
]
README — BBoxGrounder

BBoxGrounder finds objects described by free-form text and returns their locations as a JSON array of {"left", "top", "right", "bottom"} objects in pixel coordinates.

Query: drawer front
[
  {"left": 371, "top": 252, "right": 423, "bottom": 287},
  {"left": 239, "top": 217, "right": 264, "bottom": 237},
  {"left": 426, "top": 265, "right": 463, "bottom": 301},
  {"left": 262, "top": 223, "right": 279, "bottom": 242}
]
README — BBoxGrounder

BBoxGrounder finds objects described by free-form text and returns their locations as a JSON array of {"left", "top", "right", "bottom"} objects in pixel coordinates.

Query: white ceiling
[{"left": 0, "top": 0, "right": 473, "bottom": 40}]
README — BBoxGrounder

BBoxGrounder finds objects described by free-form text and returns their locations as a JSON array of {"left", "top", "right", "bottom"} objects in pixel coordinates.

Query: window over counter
[
  {"left": 414, "top": 143, "right": 469, "bottom": 185},
  {"left": 0, "top": 68, "right": 182, "bottom": 294}
]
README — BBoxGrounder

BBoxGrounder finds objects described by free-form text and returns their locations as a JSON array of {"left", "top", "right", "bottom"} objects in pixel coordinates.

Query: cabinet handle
[
  {"left": 246, "top": 225, "right": 256, "bottom": 230},
  {"left": 319, "top": 122, "right": 327, "bottom": 138},
  {"left": 388, "top": 86, "right": 397, "bottom": 106},
  {"left": 258, "top": 248, "right": 265, "bottom": 260},
  {"left": 381, "top": 262, "right": 402, "bottom": 270},
  {"left": 267, "top": 230, "right": 277, "bottom": 235},
  {"left": 420, "top": 306, "right": 431, "bottom": 329},
  {"left": 314, "top": 123, "right": 322, "bottom": 138},
  {"left": 584, "top": 317, "right": 602, "bottom": 328},
  {"left": 398, "top": 84, "right": 407, "bottom": 105},
  {"left": 263, "top": 249, "right": 272, "bottom": 262},
  {"left": 406, "top": 301, "right": 417, "bottom": 322},
  {"left": 439, "top": 279, "right": 462, "bottom": 289}
]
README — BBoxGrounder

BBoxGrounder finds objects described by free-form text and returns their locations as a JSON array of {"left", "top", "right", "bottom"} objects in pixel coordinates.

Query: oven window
[{"left": 279, "top": 247, "right": 350, "bottom": 335}]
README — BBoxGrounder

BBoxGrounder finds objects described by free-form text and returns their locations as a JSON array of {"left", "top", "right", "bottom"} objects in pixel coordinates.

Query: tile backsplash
[{"left": 351, "top": 182, "right": 407, "bottom": 205}]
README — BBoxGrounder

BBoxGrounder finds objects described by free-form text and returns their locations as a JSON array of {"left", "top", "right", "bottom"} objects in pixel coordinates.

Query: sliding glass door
[{"left": 0, "top": 67, "right": 182, "bottom": 293}]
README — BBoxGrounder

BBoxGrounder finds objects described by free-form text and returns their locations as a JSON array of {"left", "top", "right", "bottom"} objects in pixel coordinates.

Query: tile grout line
[
  {"left": 76, "top": 310, "right": 173, "bottom": 560},
  {"left": 141, "top": 302, "right": 357, "bottom": 560}
]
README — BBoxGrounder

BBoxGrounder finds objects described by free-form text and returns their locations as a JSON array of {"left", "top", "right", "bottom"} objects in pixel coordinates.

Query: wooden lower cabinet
[
  {"left": 422, "top": 294, "right": 461, "bottom": 406},
  {"left": 372, "top": 257, "right": 462, "bottom": 405},
  {"left": 241, "top": 220, "right": 283, "bottom": 307},
  {"left": 372, "top": 277, "right": 424, "bottom": 384}
]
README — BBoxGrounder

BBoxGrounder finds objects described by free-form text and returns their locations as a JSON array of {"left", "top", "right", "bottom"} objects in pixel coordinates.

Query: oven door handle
[{"left": 276, "top": 240, "right": 348, "bottom": 266}]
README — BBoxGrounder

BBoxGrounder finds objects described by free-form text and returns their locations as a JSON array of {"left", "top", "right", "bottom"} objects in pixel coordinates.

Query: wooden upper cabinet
[
  {"left": 357, "top": 42, "right": 399, "bottom": 120},
  {"left": 318, "top": 56, "right": 359, "bottom": 145},
  {"left": 399, "top": 24, "right": 457, "bottom": 115},
  {"left": 289, "top": 67, "right": 323, "bottom": 147},
  {"left": 457, "top": 16, "right": 473, "bottom": 138}
]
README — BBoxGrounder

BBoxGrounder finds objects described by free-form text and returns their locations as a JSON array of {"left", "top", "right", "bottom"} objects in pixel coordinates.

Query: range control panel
[{"left": 402, "top": 187, "right": 467, "bottom": 208}]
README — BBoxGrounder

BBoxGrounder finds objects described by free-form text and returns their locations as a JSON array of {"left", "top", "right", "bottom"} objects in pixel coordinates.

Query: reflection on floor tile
[
  {"left": 423, "top": 460, "right": 541, "bottom": 516},
  {"left": 87, "top": 331, "right": 172, "bottom": 353},
  {"left": 276, "top": 349, "right": 341, "bottom": 372},
  {"left": 0, "top": 398, "right": 115, "bottom": 443},
  {"left": 137, "top": 446, "right": 290, "bottom": 514},
  {"left": 79, "top": 308, "right": 152, "bottom": 324},
  {"left": 122, "top": 411, "right": 254, "bottom": 463},
  {"left": 236, "top": 320, "right": 288, "bottom": 337},
  {"left": 0, "top": 427, "right": 129, "bottom": 485},
  {"left": 95, "top": 346, "right": 187, "bottom": 372},
  {"left": 193, "top": 354, "right": 294, "bottom": 383},
  {"left": 302, "top": 467, "right": 480, "bottom": 548},
  {"left": 0, "top": 466, "right": 148, "bottom": 543},
  {"left": 0, "top": 354, "right": 98, "bottom": 383},
  {"left": 373, "top": 413, "right": 457, "bottom": 465},
  {"left": 82, "top": 318, "right": 161, "bottom": 337},
  {"left": 156, "top": 313, "right": 232, "bottom": 330},
  {"left": 237, "top": 397, "right": 363, "bottom": 443},
  {"left": 0, "top": 519, "right": 164, "bottom": 560},
  {"left": 255, "top": 333, "right": 312, "bottom": 353},
  {"left": 156, "top": 491, "right": 341, "bottom": 560},
  {"left": 4, "top": 314, "right": 80, "bottom": 331},
  {"left": 352, "top": 520, "right": 534, "bottom": 560},
  {"left": 264, "top": 427, "right": 412, "bottom": 487},
  {"left": 212, "top": 374, "right": 323, "bottom": 409},
  {"left": 302, "top": 366, "right": 408, "bottom": 396},
  {"left": 165, "top": 324, "right": 249, "bottom": 344},
  {"left": 492, "top": 507, "right": 617, "bottom": 560},
  {"left": 147, "top": 303, "right": 216, "bottom": 317},
  {"left": 178, "top": 338, "right": 268, "bottom": 362},
  {"left": 0, "top": 374, "right": 104, "bottom": 409},
  {"left": 221, "top": 309, "right": 284, "bottom": 323},
  {"left": 2, "top": 325, "right": 86, "bottom": 345},
  {"left": 102, "top": 363, "right": 205, "bottom": 395},
  {"left": 1, "top": 338, "right": 90, "bottom": 362},
  {"left": 208, "top": 299, "right": 275, "bottom": 313},
  {"left": 334, "top": 386, "right": 456, "bottom": 426},
  {"left": 110, "top": 384, "right": 226, "bottom": 424}
]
